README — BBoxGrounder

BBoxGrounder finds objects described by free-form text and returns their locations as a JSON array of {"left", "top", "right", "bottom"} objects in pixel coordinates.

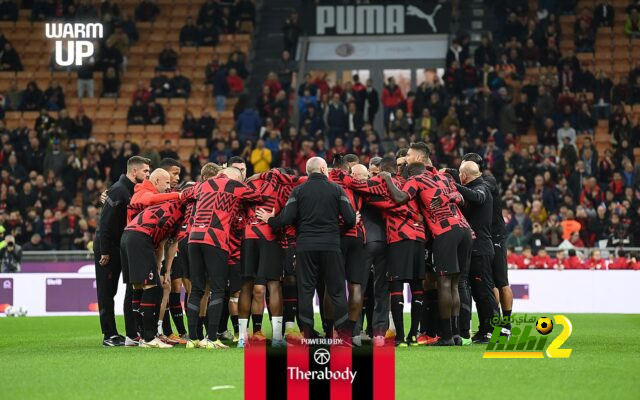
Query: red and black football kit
[
  {"left": 228, "top": 208, "right": 246, "bottom": 293},
  {"left": 402, "top": 166, "right": 472, "bottom": 276},
  {"left": 259, "top": 168, "right": 308, "bottom": 277},
  {"left": 186, "top": 175, "right": 267, "bottom": 341},
  {"left": 348, "top": 174, "right": 426, "bottom": 281},
  {"left": 329, "top": 168, "right": 369, "bottom": 285},
  {"left": 348, "top": 173, "right": 425, "bottom": 343},
  {"left": 240, "top": 175, "right": 285, "bottom": 283},
  {"left": 121, "top": 196, "right": 192, "bottom": 286},
  {"left": 172, "top": 198, "right": 195, "bottom": 280},
  {"left": 126, "top": 179, "right": 180, "bottom": 223}
]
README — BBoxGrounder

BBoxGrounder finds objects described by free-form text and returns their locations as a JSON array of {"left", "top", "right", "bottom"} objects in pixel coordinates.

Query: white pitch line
[{"left": 211, "top": 385, "right": 235, "bottom": 391}]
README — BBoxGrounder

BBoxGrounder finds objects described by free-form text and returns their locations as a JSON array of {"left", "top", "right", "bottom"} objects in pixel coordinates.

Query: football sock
[
  {"left": 206, "top": 295, "right": 224, "bottom": 341},
  {"left": 252, "top": 313, "right": 263, "bottom": 333},
  {"left": 452, "top": 316, "right": 460, "bottom": 337},
  {"left": 325, "top": 319, "right": 334, "bottom": 338},
  {"left": 132, "top": 288, "right": 143, "bottom": 337},
  {"left": 239, "top": 318, "right": 248, "bottom": 340},
  {"left": 141, "top": 287, "right": 160, "bottom": 342},
  {"left": 272, "top": 316, "right": 283, "bottom": 341},
  {"left": 409, "top": 284, "right": 423, "bottom": 338},
  {"left": 218, "top": 296, "right": 230, "bottom": 334},
  {"left": 231, "top": 315, "right": 239, "bottom": 335},
  {"left": 440, "top": 318, "right": 452, "bottom": 341},
  {"left": 502, "top": 309, "right": 512, "bottom": 330},
  {"left": 421, "top": 289, "right": 439, "bottom": 337},
  {"left": 197, "top": 316, "right": 205, "bottom": 340},
  {"left": 282, "top": 283, "right": 297, "bottom": 327},
  {"left": 390, "top": 282, "right": 405, "bottom": 340},
  {"left": 162, "top": 308, "right": 172, "bottom": 336},
  {"left": 169, "top": 292, "right": 186, "bottom": 335},
  {"left": 185, "top": 297, "right": 200, "bottom": 341}
]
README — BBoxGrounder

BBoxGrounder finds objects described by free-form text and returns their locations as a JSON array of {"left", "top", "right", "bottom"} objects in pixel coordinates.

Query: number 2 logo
[{"left": 546, "top": 315, "right": 573, "bottom": 358}]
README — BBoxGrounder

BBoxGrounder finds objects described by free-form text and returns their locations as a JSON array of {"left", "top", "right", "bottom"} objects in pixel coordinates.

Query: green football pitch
[{"left": 1, "top": 314, "right": 639, "bottom": 399}]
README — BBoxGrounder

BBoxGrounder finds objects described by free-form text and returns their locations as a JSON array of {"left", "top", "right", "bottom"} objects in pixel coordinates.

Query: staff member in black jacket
[
  {"left": 256, "top": 157, "right": 357, "bottom": 340},
  {"left": 455, "top": 161, "right": 500, "bottom": 344},
  {"left": 462, "top": 152, "right": 513, "bottom": 334},
  {"left": 95, "top": 156, "right": 150, "bottom": 346}
]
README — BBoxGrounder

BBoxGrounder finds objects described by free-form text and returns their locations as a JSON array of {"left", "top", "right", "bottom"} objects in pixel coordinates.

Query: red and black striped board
[{"left": 244, "top": 339, "right": 395, "bottom": 400}]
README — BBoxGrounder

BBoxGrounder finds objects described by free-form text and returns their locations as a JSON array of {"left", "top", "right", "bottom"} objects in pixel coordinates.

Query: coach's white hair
[
  {"left": 306, "top": 157, "right": 327, "bottom": 175},
  {"left": 460, "top": 160, "right": 481, "bottom": 179},
  {"left": 149, "top": 168, "right": 170, "bottom": 182},
  {"left": 351, "top": 164, "right": 369, "bottom": 180},
  {"left": 221, "top": 167, "right": 243, "bottom": 181}
]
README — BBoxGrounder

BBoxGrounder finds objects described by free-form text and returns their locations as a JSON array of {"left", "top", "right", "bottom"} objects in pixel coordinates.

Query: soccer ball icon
[{"left": 536, "top": 317, "right": 553, "bottom": 335}]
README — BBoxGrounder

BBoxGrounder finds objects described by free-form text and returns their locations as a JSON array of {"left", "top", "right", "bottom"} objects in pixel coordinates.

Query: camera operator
[{"left": 0, "top": 235, "right": 22, "bottom": 273}]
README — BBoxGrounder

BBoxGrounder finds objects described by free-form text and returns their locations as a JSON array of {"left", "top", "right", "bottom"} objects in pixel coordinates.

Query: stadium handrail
[{"left": 22, "top": 251, "right": 95, "bottom": 262}]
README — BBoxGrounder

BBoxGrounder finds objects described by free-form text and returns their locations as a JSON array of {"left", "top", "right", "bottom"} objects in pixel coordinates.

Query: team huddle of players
[{"left": 118, "top": 141, "right": 512, "bottom": 348}]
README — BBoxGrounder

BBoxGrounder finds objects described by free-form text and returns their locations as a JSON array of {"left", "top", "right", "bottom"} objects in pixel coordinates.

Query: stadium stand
[{"left": 1, "top": 0, "right": 640, "bottom": 269}]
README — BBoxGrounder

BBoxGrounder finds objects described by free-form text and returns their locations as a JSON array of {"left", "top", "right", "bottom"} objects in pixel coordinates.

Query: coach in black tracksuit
[
  {"left": 260, "top": 157, "right": 356, "bottom": 339},
  {"left": 360, "top": 201, "right": 387, "bottom": 337},
  {"left": 94, "top": 156, "right": 150, "bottom": 346},
  {"left": 461, "top": 153, "right": 513, "bottom": 331},
  {"left": 455, "top": 161, "right": 500, "bottom": 343}
]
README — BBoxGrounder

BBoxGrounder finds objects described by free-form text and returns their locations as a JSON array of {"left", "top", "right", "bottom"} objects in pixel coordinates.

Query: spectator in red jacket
[
  {"left": 552, "top": 251, "right": 567, "bottom": 270},
  {"left": 587, "top": 249, "right": 607, "bottom": 270},
  {"left": 532, "top": 248, "right": 553, "bottom": 269},
  {"left": 517, "top": 246, "right": 533, "bottom": 269},
  {"left": 264, "top": 72, "right": 282, "bottom": 99},
  {"left": 294, "top": 139, "right": 316, "bottom": 175},
  {"left": 226, "top": 68, "right": 244, "bottom": 96},
  {"left": 609, "top": 250, "right": 639, "bottom": 270},
  {"left": 506, "top": 247, "right": 523, "bottom": 269},
  {"left": 381, "top": 77, "right": 404, "bottom": 128},
  {"left": 565, "top": 249, "right": 585, "bottom": 269},
  {"left": 132, "top": 80, "right": 152, "bottom": 105}
]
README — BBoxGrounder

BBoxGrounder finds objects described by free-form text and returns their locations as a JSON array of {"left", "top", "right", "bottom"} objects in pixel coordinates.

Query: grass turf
[{"left": 1, "top": 314, "right": 639, "bottom": 399}]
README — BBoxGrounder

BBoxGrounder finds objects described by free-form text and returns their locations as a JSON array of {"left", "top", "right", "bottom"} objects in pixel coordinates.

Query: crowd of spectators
[{"left": 2, "top": 1, "right": 640, "bottom": 264}]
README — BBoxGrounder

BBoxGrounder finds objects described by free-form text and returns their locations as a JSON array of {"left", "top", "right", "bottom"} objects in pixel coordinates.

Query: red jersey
[
  {"left": 531, "top": 255, "right": 552, "bottom": 269},
  {"left": 261, "top": 169, "right": 308, "bottom": 247},
  {"left": 127, "top": 179, "right": 180, "bottom": 222},
  {"left": 243, "top": 177, "right": 278, "bottom": 241},
  {"left": 587, "top": 258, "right": 607, "bottom": 270},
  {"left": 188, "top": 175, "right": 266, "bottom": 253},
  {"left": 565, "top": 255, "right": 584, "bottom": 269},
  {"left": 507, "top": 253, "right": 523, "bottom": 269},
  {"left": 228, "top": 208, "right": 248, "bottom": 265},
  {"left": 176, "top": 200, "right": 195, "bottom": 242},
  {"left": 402, "top": 166, "right": 468, "bottom": 237},
  {"left": 517, "top": 255, "right": 533, "bottom": 269},
  {"left": 125, "top": 198, "right": 191, "bottom": 249},
  {"left": 329, "top": 169, "right": 365, "bottom": 240},
  {"left": 348, "top": 175, "right": 425, "bottom": 243},
  {"left": 610, "top": 257, "right": 633, "bottom": 270}
]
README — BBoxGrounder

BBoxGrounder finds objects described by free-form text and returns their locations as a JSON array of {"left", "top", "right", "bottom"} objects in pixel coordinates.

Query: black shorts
[
  {"left": 228, "top": 263, "right": 242, "bottom": 293},
  {"left": 492, "top": 240, "right": 509, "bottom": 288},
  {"left": 241, "top": 239, "right": 284, "bottom": 282},
  {"left": 387, "top": 240, "right": 425, "bottom": 281},
  {"left": 432, "top": 226, "right": 472, "bottom": 276},
  {"left": 283, "top": 247, "right": 296, "bottom": 276},
  {"left": 341, "top": 236, "right": 367, "bottom": 284},
  {"left": 171, "top": 237, "right": 189, "bottom": 280},
  {"left": 121, "top": 230, "right": 159, "bottom": 286}
]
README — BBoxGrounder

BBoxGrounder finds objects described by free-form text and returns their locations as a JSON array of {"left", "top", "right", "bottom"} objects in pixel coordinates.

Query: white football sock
[
  {"left": 157, "top": 320, "right": 163, "bottom": 335},
  {"left": 239, "top": 318, "right": 248, "bottom": 339},
  {"left": 285, "top": 321, "right": 295, "bottom": 330},
  {"left": 272, "top": 316, "right": 283, "bottom": 341}
]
